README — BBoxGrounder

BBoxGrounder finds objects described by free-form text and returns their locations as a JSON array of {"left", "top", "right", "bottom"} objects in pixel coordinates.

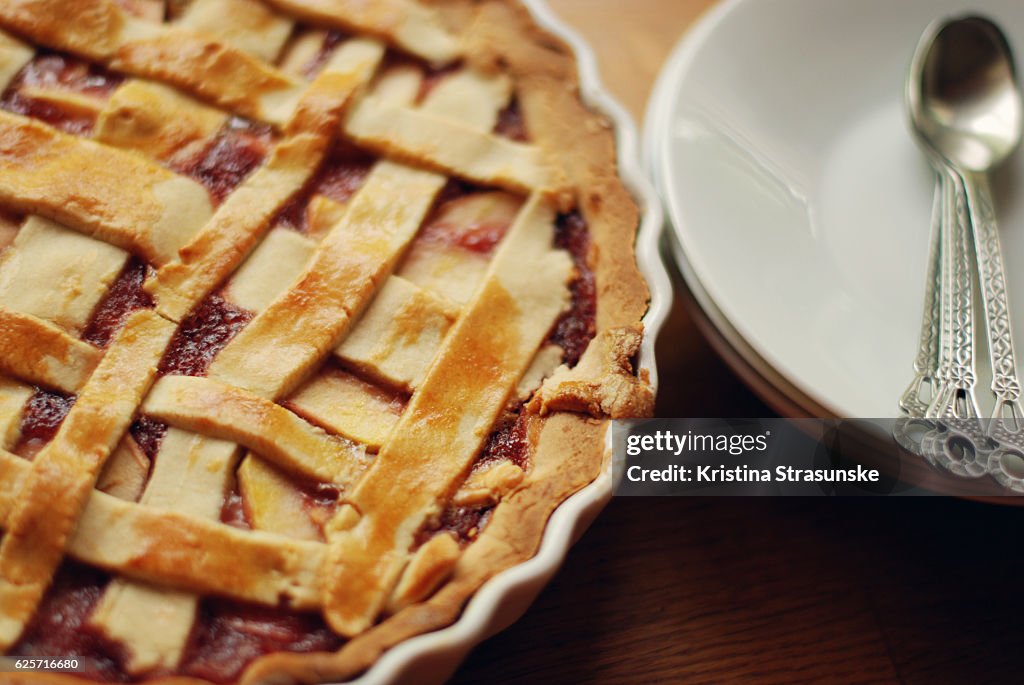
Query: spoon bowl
[{"left": 911, "top": 16, "right": 1023, "bottom": 171}]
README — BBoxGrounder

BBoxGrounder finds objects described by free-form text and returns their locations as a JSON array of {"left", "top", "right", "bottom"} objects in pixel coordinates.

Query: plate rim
[{"left": 644, "top": 0, "right": 875, "bottom": 419}]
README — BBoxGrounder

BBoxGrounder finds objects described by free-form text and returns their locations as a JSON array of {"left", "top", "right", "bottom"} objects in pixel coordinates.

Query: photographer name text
[{"left": 624, "top": 429, "right": 880, "bottom": 484}]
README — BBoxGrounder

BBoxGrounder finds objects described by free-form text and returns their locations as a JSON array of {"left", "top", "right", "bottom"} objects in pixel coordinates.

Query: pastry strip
[
  {"left": 261, "top": 0, "right": 460, "bottom": 64},
  {"left": 286, "top": 369, "right": 405, "bottom": 451},
  {"left": 95, "top": 437, "right": 150, "bottom": 502},
  {"left": 334, "top": 275, "right": 459, "bottom": 392},
  {"left": 0, "top": 449, "right": 26, "bottom": 527},
  {"left": 74, "top": 491, "right": 325, "bottom": 609},
  {"left": 322, "top": 194, "right": 573, "bottom": 635},
  {"left": 142, "top": 375, "right": 370, "bottom": 485},
  {"left": 409, "top": 69, "right": 511, "bottom": 130},
  {"left": 344, "top": 95, "right": 561, "bottom": 195},
  {"left": 0, "top": 29, "right": 32, "bottom": 92},
  {"left": 0, "top": 307, "right": 102, "bottom": 393},
  {"left": 0, "top": 448, "right": 325, "bottom": 609},
  {"left": 15, "top": 88, "right": 105, "bottom": 116},
  {"left": 0, "top": 0, "right": 306, "bottom": 124},
  {"left": 222, "top": 228, "right": 316, "bottom": 311},
  {"left": 176, "top": 0, "right": 294, "bottom": 62},
  {"left": 0, "top": 379, "right": 30, "bottom": 449},
  {"left": 93, "top": 80, "right": 228, "bottom": 161},
  {"left": 385, "top": 533, "right": 461, "bottom": 614},
  {"left": 237, "top": 456, "right": 327, "bottom": 540},
  {"left": 0, "top": 217, "right": 129, "bottom": 334},
  {"left": 111, "top": 28, "right": 304, "bottom": 123},
  {"left": 0, "top": 111, "right": 213, "bottom": 266},
  {"left": 0, "top": 310, "right": 172, "bottom": 649}
]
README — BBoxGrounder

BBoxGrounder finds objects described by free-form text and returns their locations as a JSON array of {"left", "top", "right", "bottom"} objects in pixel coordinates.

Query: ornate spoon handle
[
  {"left": 898, "top": 178, "right": 943, "bottom": 418},
  {"left": 928, "top": 166, "right": 980, "bottom": 420},
  {"left": 962, "top": 170, "right": 1024, "bottom": 429},
  {"left": 911, "top": 166, "right": 987, "bottom": 477}
]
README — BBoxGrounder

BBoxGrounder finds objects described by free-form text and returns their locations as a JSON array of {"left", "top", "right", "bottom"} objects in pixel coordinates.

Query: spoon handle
[
  {"left": 908, "top": 167, "right": 987, "bottom": 477},
  {"left": 961, "top": 170, "right": 1024, "bottom": 428},
  {"left": 929, "top": 166, "right": 979, "bottom": 420},
  {"left": 899, "top": 177, "right": 943, "bottom": 418}
]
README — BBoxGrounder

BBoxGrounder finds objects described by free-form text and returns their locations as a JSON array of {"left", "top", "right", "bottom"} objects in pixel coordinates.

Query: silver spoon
[
  {"left": 917, "top": 16, "right": 1024, "bottom": 431},
  {"left": 905, "top": 18, "right": 985, "bottom": 422},
  {"left": 900, "top": 16, "right": 1011, "bottom": 476},
  {"left": 906, "top": 15, "right": 1024, "bottom": 483}
]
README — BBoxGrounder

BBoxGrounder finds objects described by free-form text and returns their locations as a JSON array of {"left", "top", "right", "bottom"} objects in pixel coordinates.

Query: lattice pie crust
[{"left": 0, "top": 1, "right": 653, "bottom": 683}]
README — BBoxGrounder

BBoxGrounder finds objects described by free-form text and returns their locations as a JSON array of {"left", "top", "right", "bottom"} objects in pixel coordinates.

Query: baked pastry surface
[{"left": 0, "top": 1, "right": 653, "bottom": 682}]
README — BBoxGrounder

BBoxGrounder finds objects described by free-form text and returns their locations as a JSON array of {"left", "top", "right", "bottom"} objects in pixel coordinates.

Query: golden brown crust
[
  {"left": 238, "top": 1, "right": 649, "bottom": 682},
  {"left": 538, "top": 325, "right": 655, "bottom": 418},
  {"left": 2, "top": 0, "right": 652, "bottom": 682},
  {"left": 110, "top": 30, "right": 302, "bottom": 122},
  {"left": 463, "top": 0, "right": 651, "bottom": 331},
  {"left": 148, "top": 38, "right": 385, "bottom": 321},
  {"left": 239, "top": 412, "right": 608, "bottom": 685},
  {"left": 0, "top": 0, "right": 126, "bottom": 61},
  {"left": 262, "top": 0, "right": 461, "bottom": 64},
  {"left": 250, "top": 2, "right": 651, "bottom": 679},
  {"left": 93, "top": 80, "right": 227, "bottom": 163},
  {"left": 0, "top": 307, "right": 102, "bottom": 394},
  {"left": 0, "top": 112, "right": 213, "bottom": 266},
  {"left": 141, "top": 376, "right": 370, "bottom": 485},
  {"left": 319, "top": 194, "right": 573, "bottom": 638},
  {"left": 0, "top": 311, "right": 172, "bottom": 650},
  {"left": 0, "top": 0, "right": 308, "bottom": 124},
  {"left": 343, "top": 94, "right": 568, "bottom": 200},
  {"left": 463, "top": 0, "right": 654, "bottom": 419}
]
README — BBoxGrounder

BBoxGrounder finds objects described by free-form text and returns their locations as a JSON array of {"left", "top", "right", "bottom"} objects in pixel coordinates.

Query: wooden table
[{"left": 452, "top": 2, "right": 1024, "bottom": 683}]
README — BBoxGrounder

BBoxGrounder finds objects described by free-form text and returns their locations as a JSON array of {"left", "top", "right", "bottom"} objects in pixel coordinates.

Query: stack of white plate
[{"left": 645, "top": 0, "right": 1024, "bottom": 418}]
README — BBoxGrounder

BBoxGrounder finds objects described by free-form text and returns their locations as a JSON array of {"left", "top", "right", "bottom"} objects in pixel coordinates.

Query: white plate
[
  {"left": 349, "top": 1, "right": 672, "bottom": 683},
  {"left": 647, "top": 0, "right": 1024, "bottom": 418}
]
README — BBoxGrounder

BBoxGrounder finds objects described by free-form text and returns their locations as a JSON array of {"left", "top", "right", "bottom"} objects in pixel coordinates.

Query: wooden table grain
[{"left": 452, "top": 2, "right": 1023, "bottom": 683}]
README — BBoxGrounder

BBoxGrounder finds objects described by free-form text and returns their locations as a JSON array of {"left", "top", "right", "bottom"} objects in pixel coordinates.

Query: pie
[{"left": 0, "top": 0, "right": 653, "bottom": 683}]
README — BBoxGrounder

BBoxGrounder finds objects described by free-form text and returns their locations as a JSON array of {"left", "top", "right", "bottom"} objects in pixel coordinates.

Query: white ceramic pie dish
[
  {"left": 344, "top": 2, "right": 670, "bottom": 683},
  {"left": 647, "top": 0, "right": 1024, "bottom": 419}
]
